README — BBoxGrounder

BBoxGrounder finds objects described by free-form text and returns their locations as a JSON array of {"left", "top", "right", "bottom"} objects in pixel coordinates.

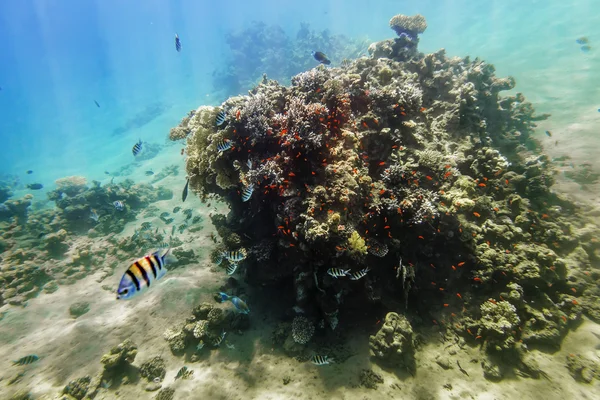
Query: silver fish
[{"left": 327, "top": 268, "right": 350, "bottom": 278}]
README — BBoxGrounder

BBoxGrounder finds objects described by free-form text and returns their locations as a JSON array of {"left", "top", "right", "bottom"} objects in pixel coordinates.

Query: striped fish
[
  {"left": 116, "top": 249, "right": 174, "bottom": 300},
  {"left": 327, "top": 268, "right": 350, "bottom": 278},
  {"left": 241, "top": 185, "right": 254, "bottom": 202},
  {"left": 13, "top": 355, "right": 39, "bottom": 366},
  {"left": 217, "top": 139, "right": 232, "bottom": 152},
  {"left": 213, "top": 331, "right": 226, "bottom": 347},
  {"left": 311, "top": 355, "right": 333, "bottom": 366},
  {"left": 175, "top": 34, "right": 182, "bottom": 52},
  {"left": 223, "top": 248, "right": 247, "bottom": 262},
  {"left": 175, "top": 366, "right": 193, "bottom": 380},
  {"left": 132, "top": 139, "right": 143, "bottom": 156},
  {"left": 226, "top": 262, "right": 238, "bottom": 275},
  {"left": 349, "top": 267, "right": 370, "bottom": 281},
  {"left": 216, "top": 110, "right": 226, "bottom": 126}
]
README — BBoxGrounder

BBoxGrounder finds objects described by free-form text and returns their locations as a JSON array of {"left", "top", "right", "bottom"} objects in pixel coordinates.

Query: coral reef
[
  {"left": 369, "top": 312, "right": 415, "bottom": 373},
  {"left": 165, "top": 12, "right": 597, "bottom": 375},
  {"left": 140, "top": 356, "right": 166, "bottom": 382},
  {"left": 62, "top": 375, "right": 91, "bottom": 400},
  {"left": 291, "top": 316, "right": 315, "bottom": 345}
]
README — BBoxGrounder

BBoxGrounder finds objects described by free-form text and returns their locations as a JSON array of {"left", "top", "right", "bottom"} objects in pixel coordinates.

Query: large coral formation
[
  {"left": 369, "top": 312, "right": 415, "bottom": 373},
  {"left": 171, "top": 13, "right": 599, "bottom": 372}
]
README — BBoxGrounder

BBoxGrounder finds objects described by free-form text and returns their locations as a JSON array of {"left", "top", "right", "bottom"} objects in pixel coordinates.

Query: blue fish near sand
[
  {"left": 116, "top": 248, "right": 177, "bottom": 300},
  {"left": 219, "top": 292, "right": 250, "bottom": 314}
]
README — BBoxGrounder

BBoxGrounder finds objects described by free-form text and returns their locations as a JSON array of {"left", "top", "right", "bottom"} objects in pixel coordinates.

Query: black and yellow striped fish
[
  {"left": 223, "top": 248, "right": 247, "bottom": 262},
  {"left": 132, "top": 139, "right": 143, "bottom": 156},
  {"left": 216, "top": 139, "right": 232, "bottom": 152},
  {"left": 241, "top": 185, "right": 254, "bottom": 202},
  {"left": 116, "top": 249, "right": 174, "bottom": 299}
]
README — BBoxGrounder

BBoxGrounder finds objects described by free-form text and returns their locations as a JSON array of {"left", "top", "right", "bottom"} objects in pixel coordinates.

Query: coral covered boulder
[{"left": 369, "top": 312, "right": 415, "bottom": 373}]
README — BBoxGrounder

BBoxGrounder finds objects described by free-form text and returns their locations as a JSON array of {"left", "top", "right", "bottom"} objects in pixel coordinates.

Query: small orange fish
[
  {"left": 473, "top": 277, "right": 481, "bottom": 282},
  {"left": 236, "top": 109, "right": 241, "bottom": 120},
  {"left": 443, "top": 303, "right": 449, "bottom": 307},
  {"left": 426, "top": 175, "right": 432, "bottom": 180},
  {"left": 456, "top": 293, "right": 462, "bottom": 299},
  {"left": 378, "top": 162, "right": 385, "bottom": 166},
  {"left": 457, "top": 262, "right": 465, "bottom": 267},
  {"left": 473, "top": 212, "right": 481, "bottom": 217},
  {"left": 478, "top": 183, "right": 486, "bottom": 187},
  {"left": 289, "top": 172, "right": 296, "bottom": 177}
]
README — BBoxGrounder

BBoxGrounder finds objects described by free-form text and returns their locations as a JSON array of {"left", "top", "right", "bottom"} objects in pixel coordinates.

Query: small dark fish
[
  {"left": 171, "top": 225, "right": 176, "bottom": 236},
  {"left": 141, "top": 222, "right": 152, "bottom": 231},
  {"left": 545, "top": 130, "right": 552, "bottom": 137},
  {"left": 113, "top": 200, "right": 125, "bottom": 211},
  {"left": 37, "top": 232, "right": 46, "bottom": 239},
  {"left": 576, "top": 37, "right": 589, "bottom": 44},
  {"left": 182, "top": 178, "right": 189, "bottom": 202},
  {"left": 312, "top": 51, "right": 331, "bottom": 65},
  {"left": 160, "top": 212, "right": 170, "bottom": 218},
  {"left": 175, "top": 34, "right": 182, "bottom": 52},
  {"left": 94, "top": 100, "right": 100, "bottom": 108},
  {"left": 216, "top": 110, "right": 226, "bottom": 126},
  {"left": 173, "top": 206, "right": 181, "bottom": 213},
  {"left": 145, "top": 170, "right": 154, "bottom": 176},
  {"left": 164, "top": 217, "right": 174, "bottom": 224},
  {"left": 581, "top": 45, "right": 592, "bottom": 52},
  {"left": 349, "top": 267, "right": 371, "bottom": 281},
  {"left": 13, "top": 355, "right": 39, "bottom": 366},
  {"left": 104, "top": 171, "right": 111, "bottom": 175},
  {"left": 26, "top": 170, "right": 33, "bottom": 174},
  {"left": 26, "top": 183, "right": 43, "bottom": 190},
  {"left": 132, "top": 139, "right": 143, "bottom": 156},
  {"left": 178, "top": 224, "right": 186, "bottom": 234}
]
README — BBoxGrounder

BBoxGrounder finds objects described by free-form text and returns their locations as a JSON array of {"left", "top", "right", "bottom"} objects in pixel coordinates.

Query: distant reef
[
  {"left": 170, "top": 13, "right": 600, "bottom": 377},
  {"left": 211, "top": 21, "right": 370, "bottom": 100}
]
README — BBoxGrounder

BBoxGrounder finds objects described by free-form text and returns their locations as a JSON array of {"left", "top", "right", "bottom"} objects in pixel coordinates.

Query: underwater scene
[{"left": 1, "top": 0, "right": 600, "bottom": 399}]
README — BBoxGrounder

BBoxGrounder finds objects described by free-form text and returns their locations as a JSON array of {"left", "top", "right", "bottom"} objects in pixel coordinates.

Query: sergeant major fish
[
  {"left": 13, "top": 355, "right": 39, "bottom": 366},
  {"left": 175, "top": 34, "right": 182, "bottom": 52},
  {"left": 349, "top": 267, "right": 370, "bottom": 281},
  {"left": 216, "top": 110, "right": 226, "bottom": 126},
  {"left": 241, "top": 185, "right": 254, "bottom": 202},
  {"left": 218, "top": 292, "right": 250, "bottom": 314},
  {"left": 327, "top": 268, "right": 350, "bottom": 278},
  {"left": 132, "top": 139, "right": 143, "bottom": 156},
  {"left": 217, "top": 139, "right": 233, "bottom": 152},
  {"left": 311, "top": 355, "right": 333, "bottom": 366},
  {"left": 116, "top": 248, "right": 177, "bottom": 299}
]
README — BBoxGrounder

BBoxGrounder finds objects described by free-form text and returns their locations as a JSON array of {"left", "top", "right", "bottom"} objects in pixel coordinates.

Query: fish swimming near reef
[
  {"left": 226, "top": 263, "right": 238, "bottom": 275},
  {"left": 94, "top": 100, "right": 100, "bottom": 108},
  {"left": 26, "top": 183, "right": 43, "bottom": 190},
  {"left": 349, "top": 267, "right": 370, "bottom": 281},
  {"left": 145, "top": 170, "right": 154, "bottom": 176},
  {"left": 216, "top": 138, "right": 233, "bottom": 152},
  {"left": 241, "top": 185, "right": 254, "bottom": 202},
  {"left": 104, "top": 171, "right": 111, "bottom": 175},
  {"left": 223, "top": 248, "right": 247, "bottom": 263},
  {"left": 213, "top": 331, "right": 226, "bottom": 347},
  {"left": 113, "top": 200, "right": 125, "bottom": 211},
  {"left": 311, "top": 355, "right": 333, "bottom": 366},
  {"left": 218, "top": 292, "right": 250, "bottom": 314},
  {"left": 182, "top": 178, "right": 189, "bottom": 202},
  {"left": 173, "top": 206, "right": 181, "bottom": 213},
  {"left": 312, "top": 51, "right": 331, "bottom": 65},
  {"left": 175, "top": 34, "right": 182, "bottom": 52},
  {"left": 327, "top": 268, "right": 350, "bottom": 278},
  {"left": 576, "top": 37, "right": 589, "bottom": 44},
  {"left": 545, "top": 130, "right": 552, "bottom": 137},
  {"left": 13, "top": 355, "right": 39, "bottom": 366},
  {"left": 116, "top": 248, "right": 177, "bottom": 300},
  {"left": 26, "top": 170, "right": 33, "bottom": 175},
  {"left": 216, "top": 110, "right": 226, "bottom": 126},
  {"left": 132, "top": 139, "right": 143, "bottom": 156},
  {"left": 140, "top": 222, "right": 152, "bottom": 231},
  {"left": 581, "top": 45, "right": 592, "bottom": 52}
]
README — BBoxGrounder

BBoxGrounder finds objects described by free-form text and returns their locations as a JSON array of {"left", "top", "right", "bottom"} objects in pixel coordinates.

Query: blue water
[{"left": 0, "top": 0, "right": 598, "bottom": 190}]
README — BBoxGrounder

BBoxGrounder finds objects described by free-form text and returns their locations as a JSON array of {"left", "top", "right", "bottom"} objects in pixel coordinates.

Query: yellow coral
[{"left": 347, "top": 231, "right": 367, "bottom": 256}]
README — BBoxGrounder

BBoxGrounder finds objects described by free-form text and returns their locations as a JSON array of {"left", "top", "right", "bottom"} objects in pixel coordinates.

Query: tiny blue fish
[
  {"left": 576, "top": 37, "right": 589, "bottom": 45},
  {"left": 113, "top": 200, "right": 125, "bottom": 211},
  {"left": 219, "top": 292, "right": 250, "bottom": 314},
  {"left": 217, "top": 139, "right": 232, "bottom": 152},
  {"left": 13, "top": 355, "right": 39, "bottom": 366},
  {"left": 241, "top": 185, "right": 254, "bottom": 202},
  {"left": 216, "top": 110, "right": 226, "bottom": 126},
  {"left": 175, "top": 34, "right": 182, "bottom": 52},
  {"left": 581, "top": 45, "right": 591, "bottom": 52},
  {"left": 132, "top": 139, "right": 143, "bottom": 156}
]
